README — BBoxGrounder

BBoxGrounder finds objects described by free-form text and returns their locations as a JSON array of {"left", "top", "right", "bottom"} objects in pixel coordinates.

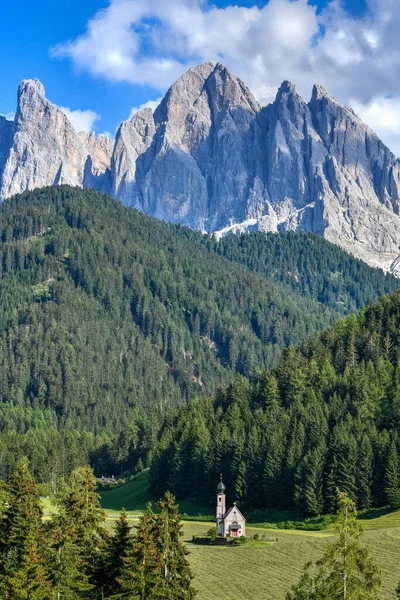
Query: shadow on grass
[{"left": 358, "top": 506, "right": 393, "bottom": 521}]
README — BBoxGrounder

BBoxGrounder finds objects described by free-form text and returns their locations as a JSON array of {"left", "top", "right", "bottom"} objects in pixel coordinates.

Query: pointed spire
[
  {"left": 18, "top": 79, "right": 45, "bottom": 101},
  {"left": 311, "top": 83, "right": 339, "bottom": 104}
]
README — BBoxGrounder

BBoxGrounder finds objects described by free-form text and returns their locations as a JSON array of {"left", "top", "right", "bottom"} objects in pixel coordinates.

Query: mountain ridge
[{"left": 2, "top": 63, "right": 400, "bottom": 273}]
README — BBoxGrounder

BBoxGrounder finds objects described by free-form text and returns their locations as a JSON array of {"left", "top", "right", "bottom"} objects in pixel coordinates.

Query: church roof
[{"left": 223, "top": 505, "right": 246, "bottom": 522}]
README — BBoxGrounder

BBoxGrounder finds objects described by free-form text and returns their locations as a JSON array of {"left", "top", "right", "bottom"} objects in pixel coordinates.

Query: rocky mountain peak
[
  {"left": 276, "top": 80, "right": 298, "bottom": 96},
  {"left": 311, "top": 83, "right": 337, "bottom": 102},
  {"left": 18, "top": 78, "right": 45, "bottom": 99},
  {"left": 2, "top": 64, "right": 400, "bottom": 273}
]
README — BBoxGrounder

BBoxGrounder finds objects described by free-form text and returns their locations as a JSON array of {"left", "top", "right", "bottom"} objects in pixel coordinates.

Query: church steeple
[{"left": 216, "top": 474, "right": 226, "bottom": 536}]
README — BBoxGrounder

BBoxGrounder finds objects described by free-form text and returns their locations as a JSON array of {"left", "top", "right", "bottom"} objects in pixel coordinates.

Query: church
[{"left": 216, "top": 476, "right": 246, "bottom": 538}]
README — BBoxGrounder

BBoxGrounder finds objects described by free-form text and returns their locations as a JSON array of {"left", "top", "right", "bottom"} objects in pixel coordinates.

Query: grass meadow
[{"left": 99, "top": 475, "right": 400, "bottom": 600}]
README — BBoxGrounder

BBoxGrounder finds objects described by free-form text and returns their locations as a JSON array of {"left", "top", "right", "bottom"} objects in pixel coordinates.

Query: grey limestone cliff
[{"left": 2, "top": 63, "right": 400, "bottom": 273}]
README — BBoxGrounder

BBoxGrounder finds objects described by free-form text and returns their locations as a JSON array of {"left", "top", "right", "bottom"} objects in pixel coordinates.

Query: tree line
[
  {"left": 150, "top": 292, "right": 400, "bottom": 516},
  {"left": 0, "top": 463, "right": 196, "bottom": 599}
]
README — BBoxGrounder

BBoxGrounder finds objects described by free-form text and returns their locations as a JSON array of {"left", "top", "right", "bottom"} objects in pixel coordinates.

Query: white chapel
[{"left": 216, "top": 475, "right": 246, "bottom": 538}]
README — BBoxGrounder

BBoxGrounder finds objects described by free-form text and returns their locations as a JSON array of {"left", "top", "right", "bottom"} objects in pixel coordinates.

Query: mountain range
[{"left": 1, "top": 62, "right": 400, "bottom": 273}]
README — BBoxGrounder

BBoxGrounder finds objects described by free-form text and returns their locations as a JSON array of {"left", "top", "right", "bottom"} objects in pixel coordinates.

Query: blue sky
[{"left": 1, "top": 0, "right": 396, "bottom": 148}]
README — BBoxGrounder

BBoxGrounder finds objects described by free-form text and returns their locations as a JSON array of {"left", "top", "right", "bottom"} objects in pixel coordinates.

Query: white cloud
[
  {"left": 51, "top": 0, "right": 400, "bottom": 155},
  {"left": 59, "top": 106, "right": 100, "bottom": 133},
  {"left": 128, "top": 97, "right": 163, "bottom": 120},
  {"left": 350, "top": 96, "right": 400, "bottom": 157},
  {"left": 0, "top": 111, "right": 15, "bottom": 121}
]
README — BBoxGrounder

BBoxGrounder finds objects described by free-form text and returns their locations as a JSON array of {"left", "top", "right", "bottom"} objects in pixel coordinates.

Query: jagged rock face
[
  {"left": 112, "top": 62, "right": 261, "bottom": 230},
  {"left": 0, "top": 80, "right": 90, "bottom": 199},
  {"left": 0, "top": 79, "right": 115, "bottom": 199},
  {"left": 111, "top": 108, "right": 156, "bottom": 205},
  {"left": 2, "top": 64, "right": 400, "bottom": 273},
  {"left": 79, "top": 131, "right": 114, "bottom": 193}
]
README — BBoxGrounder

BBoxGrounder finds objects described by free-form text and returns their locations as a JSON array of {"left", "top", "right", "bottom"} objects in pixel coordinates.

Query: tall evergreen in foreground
[
  {"left": 286, "top": 491, "right": 381, "bottom": 600},
  {"left": 119, "top": 504, "right": 159, "bottom": 600},
  {"left": 97, "top": 510, "right": 132, "bottom": 598},
  {"left": 0, "top": 463, "right": 52, "bottom": 599},
  {"left": 155, "top": 492, "right": 196, "bottom": 600},
  {"left": 48, "top": 466, "right": 107, "bottom": 598},
  {"left": 119, "top": 494, "right": 196, "bottom": 600}
]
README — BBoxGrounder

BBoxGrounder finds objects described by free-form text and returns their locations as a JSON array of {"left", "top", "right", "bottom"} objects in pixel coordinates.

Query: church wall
[{"left": 224, "top": 507, "right": 246, "bottom": 537}]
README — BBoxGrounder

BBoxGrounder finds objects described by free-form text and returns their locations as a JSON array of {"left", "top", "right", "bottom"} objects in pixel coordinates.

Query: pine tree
[
  {"left": 356, "top": 435, "right": 373, "bottom": 509},
  {"left": 118, "top": 503, "right": 159, "bottom": 600},
  {"left": 0, "top": 463, "right": 52, "bottom": 599},
  {"left": 385, "top": 441, "right": 400, "bottom": 509},
  {"left": 294, "top": 445, "right": 325, "bottom": 516},
  {"left": 287, "top": 490, "right": 382, "bottom": 600},
  {"left": 6, "top": 535, "right": 53, "bottom": 600},
  {"left": 154, "top": 492, "right": 196, "bottom": 599},
  {"left": 98, "top": 510, "right": 132, "bottom": 598},
  {"left": 49, "top": 466, "right": 107, "bottom": 597}
]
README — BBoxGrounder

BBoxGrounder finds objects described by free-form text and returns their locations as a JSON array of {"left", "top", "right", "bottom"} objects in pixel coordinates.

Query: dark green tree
[
  {"left": 0, "top": 463, "right": 52, "bottom": 599},
  {"left": 385, "top": 441, "right": 400, "bottom": 509},
  {"left": 49, "top": 466, "right": 107, "bottom": 597},
  {"left": 155, "top": 492, "right": 196, "bottom": 599},
  {"left": 118, "top": 503, "right": 159, "bottom": 600},
  {"left": 98, "top": 510, "right": 132, "bottom": 598}
]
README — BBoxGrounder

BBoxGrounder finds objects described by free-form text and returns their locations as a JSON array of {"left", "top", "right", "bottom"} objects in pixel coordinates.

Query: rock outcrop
[
  {"left": 2, "top": 63, "right": 400, "bottom": 273},
  {"left": 0, "top": 79, "right": 89, "bottom": 200}
]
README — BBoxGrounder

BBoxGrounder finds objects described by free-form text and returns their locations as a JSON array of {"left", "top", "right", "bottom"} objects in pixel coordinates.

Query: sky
[{"left": 3, "top": 0, "right": 400, "bottom": 154}]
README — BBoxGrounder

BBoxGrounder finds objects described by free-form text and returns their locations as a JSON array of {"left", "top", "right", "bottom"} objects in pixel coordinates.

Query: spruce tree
[
  {"left": 287, "top": 491, "right": 381, "bottom": 600},
  {"left": 98, "top": 510, "right": 132, "bottom": 598},
  {"left": 154, "top": 492, "right": 196, "bottom": 600},
  {"left": 118, "top": 503, "right": 159, "bottom": 600},
  {"left": 49, "top": 466, "right": 107, "bottom": 597},
  {"left": 0, "top": 463, "right": 52, "bottom": 599},
  {"left": 6, "top": 536, "right": 53, "bottom": 600},
  {"left": 385, "top": 441, "right": 400, "bottom": 509}
]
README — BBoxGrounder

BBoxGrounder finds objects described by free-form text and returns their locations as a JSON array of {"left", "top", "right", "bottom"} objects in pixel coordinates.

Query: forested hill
[
  {"left": 150, "top": 293, "right": 400, "bottom": 515},
  {"left": 212, "top": 232, "right": 398, "bottom": 315},
  {"left": 0, "top": 185, "right": 398, "bottom": 482}
]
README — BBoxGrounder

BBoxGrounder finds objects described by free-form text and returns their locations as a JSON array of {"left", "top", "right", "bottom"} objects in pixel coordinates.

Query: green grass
[
  {"left": 100, "top": 472, "right": 214, "bottom": 519},
  {"left": 99, "top": 471, "right": 152, "bottom": 513},
  {"left": 99, "top": 473, "right": 400, "bottom": 599},
  {"left": 102, "top": 519, "right": 400, "bottom": 600},
  {"left": 185, "top": 522, "right": 400, "bottom": 600},
  {"left": 358, "top": 506, "right": 400, "bottom": 530}
]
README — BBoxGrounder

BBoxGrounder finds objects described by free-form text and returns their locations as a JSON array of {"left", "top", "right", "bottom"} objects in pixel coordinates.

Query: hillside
[
  {"left": 150, "top": 292, "right": 400, "bottom": 515},
  {"left": 0, "top": 185, "right": 398, "bottom": 483}
]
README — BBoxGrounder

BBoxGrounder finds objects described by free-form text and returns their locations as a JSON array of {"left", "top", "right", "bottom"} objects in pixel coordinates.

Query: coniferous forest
[
  {"left": 150, "top": 293, "right": 400, "bottom": 515},
  {"left": 0, "top": 185, "right": 398, "bottom": 484}
]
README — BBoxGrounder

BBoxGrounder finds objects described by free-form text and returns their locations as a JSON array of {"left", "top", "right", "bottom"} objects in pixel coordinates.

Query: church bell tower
[{"left": 216, "top": 474, "right": 226, "bottom": 536}]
